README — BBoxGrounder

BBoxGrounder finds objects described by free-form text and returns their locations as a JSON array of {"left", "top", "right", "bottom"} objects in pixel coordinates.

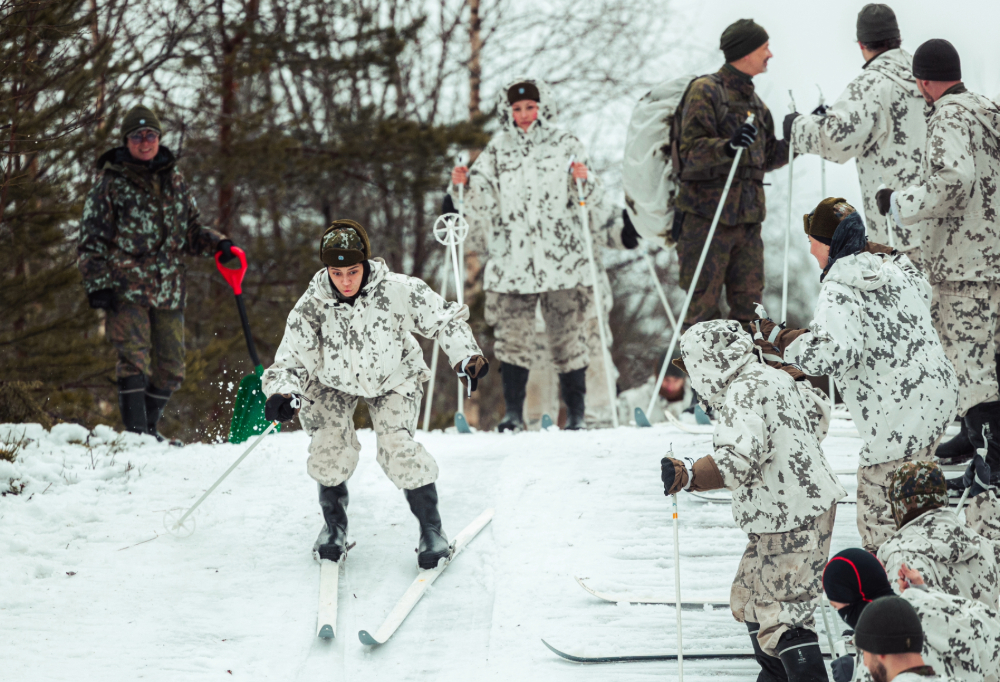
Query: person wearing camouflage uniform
[
  {"left": 261, "top": 220, "right": 488, "bottom": 569},
  {"left": 877, "top": 39, "right": 1000, "bottom": 530},
  {"left": 673, "top": 19, "right": 789, "bottom": 332},
  {"left": 451, "top": 77, "right": 634, "bottom": 432},
  {"left": 787, "top": 4, "right": 929, "bottom": 265},
  {"left": 751, "top": 198, "right": 958, "bottom": 553},
  {"left": 616, "top": 356, "right": 691, "bottom": 426},
  {"left": 661, "top": 320, "right": 845, "bottom": 682},
  {"left": 77, "top": 105, "right": 235, "bottom": 441},
  {"left": 877, "top": 461, "right": 999, "bottom": 608}
]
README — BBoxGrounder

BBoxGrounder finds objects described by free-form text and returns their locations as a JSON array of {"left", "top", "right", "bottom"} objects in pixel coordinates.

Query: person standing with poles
[
  {"left": 450, "top": 78, "right": 635, "bottom": 432},
  {"left": 77, "top": 105, "right": 239, "bottom": 443}
]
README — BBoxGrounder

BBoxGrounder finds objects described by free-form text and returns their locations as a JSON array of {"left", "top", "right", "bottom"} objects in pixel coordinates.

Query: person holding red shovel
[
  {"left": 262, "top": 219, "right": 489, "bottom": 569},
  {"left": 77, "top": 105, "right": 239, "bottom": 443}
]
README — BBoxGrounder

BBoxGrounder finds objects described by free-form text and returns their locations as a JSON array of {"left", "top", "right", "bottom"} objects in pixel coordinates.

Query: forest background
[{"left": 3, "top": 0, "right": 999, "bottom": 440}]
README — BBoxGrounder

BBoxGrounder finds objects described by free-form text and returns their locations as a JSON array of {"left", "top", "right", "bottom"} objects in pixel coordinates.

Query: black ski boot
[
  {"left": 145, "top": 384, "right": 182, "bottom": 446},
  {"left": 936, "top": 420, "right": 975, "bottom": 465},
  {"left": 776, "top": 628, "right": 827, "bottom": 682},
  {"left": 118, "top": 375, "right": 148, "bottom": 435},
  {"left": 559, "top": 367, "right": 587, "bottom": 430},
  {"left": 404, "top": 482, "right": 451, "bottom": 569},
  {"left": 497, "top": 364, "right": 529, "bottom": 432},
  {"left": 747, "top": 622, "right": 788, "bottom": 682},
  {"left": 314, "top": 482, "right": 349, "bottom": 562},
  {"left": 965, "top": 400, "right": 1000, "bottom": 471}
]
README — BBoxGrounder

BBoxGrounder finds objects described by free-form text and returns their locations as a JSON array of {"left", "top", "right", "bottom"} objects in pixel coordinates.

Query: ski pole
[
  {"left": 672, "top": 484, "right": 684, "bottom": 679},
  {"left": 781, "top": 91, "right": 796, "bottom": 324},
  {"left": 643, "top": 246, "right": 678, "bottom": 334},
  {"left": 422, "top": 250, "right": 452, "bottom": 431},
  {"left": 815, "top": 88, "right": 837, "bottom": 416},
  {"left": 571, "top": 157, "right": 619, "bottom": 428},
  {"left": 455, "top": 152, "right": 468, "bottom": 415},
  {"left": 645, "top": 113, "right": 756, "bottom": 419},
  {"left": 818, "top": 595, "right": 836, "bottom": 656}
]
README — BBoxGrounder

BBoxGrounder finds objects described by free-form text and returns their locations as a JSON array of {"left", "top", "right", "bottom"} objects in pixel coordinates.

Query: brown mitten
[
  {"left": 865, "top": 241, "right": 895, "bottom": 255},
  {"left": 689, "top": 455, "right": 725, "bottom": 492},
  {"left": 661, "top": 457, "right": 689, "bottom": 496},
  {"left": 456, "top": 355, "right": 490, "bottom": 393}
]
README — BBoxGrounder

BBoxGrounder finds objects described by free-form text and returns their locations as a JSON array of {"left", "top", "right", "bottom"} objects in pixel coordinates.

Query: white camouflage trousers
[
  {"left": 730, "top": 506, "right": 836, "bottom": 658},
  {"left": 298, "top": 383, "right": 438, "bottom": 490},
  {"left": 931, "top": 281, "right": 1000, "bottom": 416}
]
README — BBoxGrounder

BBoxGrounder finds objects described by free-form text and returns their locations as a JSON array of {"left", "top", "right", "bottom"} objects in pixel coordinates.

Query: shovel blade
[{"left": 228, "top": 365, "right": 280, "bottom": 444}]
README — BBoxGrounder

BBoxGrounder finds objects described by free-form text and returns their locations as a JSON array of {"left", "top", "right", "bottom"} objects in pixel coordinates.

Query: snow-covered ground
[{"left": 2, "top": 418, "right": 874, "bottom": 680}]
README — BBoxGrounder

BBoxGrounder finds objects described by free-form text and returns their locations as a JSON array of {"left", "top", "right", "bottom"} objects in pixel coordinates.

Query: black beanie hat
[
  {"left": 856, "top": 4, "right": 900, "bottom": 43},
  {"left": 913, "top": 39, "right": 962, "bottom": 81},
  {"left": 720, "top": 19, "right": 769, "bottom": 63},
  {"left": 507, "top": 82, "right": 540, "bottom": 105},
  {"left": 855, "top": 596, "right": 924, "bottom": 655},
  {"left": 823, "top": 549, "right": 895, "bottom": 628}
]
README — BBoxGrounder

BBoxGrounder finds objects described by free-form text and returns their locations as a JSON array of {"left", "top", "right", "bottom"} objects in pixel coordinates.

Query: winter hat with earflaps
[
  {"left": 320, "top": 219, "right": 372, "bottom": 267},
  {"left": 720, "top": 19, "right": 769, "bottom": 62},
  {"left": 121, "top": 105, "right": 162, "bottom": 141},
  {"left": 888, "top": 461, "right": 949, "bottom": 529},
  {"left": 822, "top": 548, "right": 895, "bottom": 629},
  {"left": 854, "top": 597, "right": 924, "bottom": 655},
  {"left": 856, "top": 4, "right": 900, "bottom": 43}
]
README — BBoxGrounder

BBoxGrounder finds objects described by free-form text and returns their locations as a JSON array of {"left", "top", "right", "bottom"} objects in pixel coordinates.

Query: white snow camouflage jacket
[
  {"left": 457, "top": 77, "right": 623, "bottom": 294},
  {"left": 791, "top": 49, "right": 928, "bottom": 251},
  {"left": 784, "top": 251, "right": 958, "bottom": 467},
  {"left": 680, "top": 320, "right": 846, "bottom": 534},
  {"left": 878, "top": 507, "right": 1000, "bottom": 608},
  {"left": 262, "top": 260, "right": 481, "bottom": 400},
  {"left": 895, "top": 88, "right": 1000, "bottom": 284}
]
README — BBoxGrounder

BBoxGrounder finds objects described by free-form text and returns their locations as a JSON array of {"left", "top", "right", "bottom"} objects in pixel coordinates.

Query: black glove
[
  {"left": 782, "top": 112, "right": 801, "bottom": 141},
  {"left": 875, "top": 188, "right": 894, "bottom": 216},
  {"left": 456, "top": 355, "right": 489, "bottom": 394},
  {"left": 264, "top": 393, "right": 298, "bottom": 422},
  {"left": 216, "top": 240, "right": 238, "bottom": 265},
  {"left": 963, "top": 453, "right": 993, "bottom": 496},
  {"left": 811, "top": 104, "right": 829, "bottom": 116},
  {"left": 831, "top": 654, "right": 854, "bottom": 682},
  {"left": 621, "top": 210, "right": 640, "bottom": 249},
  {"left": 442, "top": 193, "right": 457, "bottom": 215},
  {"left": 87, "top": 288, "right": 115, "bottom": 310},
  {"left": 724, "top": 122, "right": 758, "bottom": 157}
]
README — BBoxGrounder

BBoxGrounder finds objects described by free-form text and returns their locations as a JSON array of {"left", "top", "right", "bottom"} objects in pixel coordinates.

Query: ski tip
[
  {"left": 541, "top": 414, "right": 555, "bottom": 430},
  {"left": 454, "top": 412, "right": 471, "bottom": 434},
  {"left": 317, "top": 625, "right": 335, "bottom": 639},
  {"left": 541, "top": 638, "right": 580, "bottom": 662},
  {"left": 634, "top": 407, "right": 652, "bottom": 428},
  {"left": 358, "top": 630, "right": 381, "bottom": 646},
  {"left": 694, "top": 404, "right": 712, "bottom": 425}
]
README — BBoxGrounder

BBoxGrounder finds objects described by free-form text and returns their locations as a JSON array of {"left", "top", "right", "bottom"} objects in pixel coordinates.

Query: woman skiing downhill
[
  {"left": 261, "top": 220, "right": 489, "bottom": 569},
  {"left": 450, "top": 77, "right": 638, "bottom": 432}
]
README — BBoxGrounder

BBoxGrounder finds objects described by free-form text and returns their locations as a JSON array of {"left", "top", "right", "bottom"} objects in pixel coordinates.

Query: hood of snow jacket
[
  {"left": 456, "top": 76, "right": 623, "bottom": 295},
  {"left": 680, "top": 320, "right": 846, "bottom": 533},
  {"left": 262, "top": 259, "right": 482, "bottom": 400},
  {"left": 878, "top": 507, "right": 1000, "bottom": 609},
  {"left": 786, "top": 251, "right": 959, "bottom": 466}
]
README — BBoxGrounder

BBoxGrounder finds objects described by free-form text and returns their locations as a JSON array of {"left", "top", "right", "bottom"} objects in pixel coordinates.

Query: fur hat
[{"left": 804, "top": 197, "right": 856, "bottom": 243}]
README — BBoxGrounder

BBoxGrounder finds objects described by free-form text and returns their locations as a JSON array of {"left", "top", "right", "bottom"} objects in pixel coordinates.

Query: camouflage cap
[
  {"left": 888, "top": 461, "right": 948, "bottom": 529},
  {"left": 121, "top": 105, "right": 162, "bottom": 141},
  {"left": 804, "top": 197, "right": 856, "bottom": 241},
  {"left": 320, "top": 219, "right": 371, "bottom": 267}
]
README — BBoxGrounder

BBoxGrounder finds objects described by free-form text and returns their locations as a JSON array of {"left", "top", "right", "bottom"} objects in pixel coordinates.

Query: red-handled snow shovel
[{"left": 215, "top": 247, "right": 278, "bottom": 443}]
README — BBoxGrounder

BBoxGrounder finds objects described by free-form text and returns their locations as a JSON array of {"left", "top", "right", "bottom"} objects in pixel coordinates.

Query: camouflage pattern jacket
[
  {"left": 877, "top": 507, "right": 1000, "bottom": 608},
  {"left": 262, "top": 260, "right": 482, "bottom": 400},
  {"left": 674, "top": 65, "right": 789, "bottom": 225},
  {"left": 680, "top": 320, "right": 846, "bottom": 534},
  {"left": 784, "top": 251, "right": 958, "bottom": 467},
  {"left": 77, "top": 146, "right": 225, "bottom": 309},
  {"left": 458, "top": 78, "right": 623, "bottom": 295},
  {"left": 791, "top": 49, "right": 928, "bottom": 250},
  {"left": 895, "top": 88, "right": 1000, "bottom": 284}
]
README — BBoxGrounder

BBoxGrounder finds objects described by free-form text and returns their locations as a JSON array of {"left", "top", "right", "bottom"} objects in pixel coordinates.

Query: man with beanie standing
[
  {"left": 261, "top": 220, "right": 489, "bottom": 569},
  {"left": 855, "top": 597, "right": 957, "bottom": 682},
  {"left": 875, "top": 39, "right": 1000, "bottom": 534},
  {"left": 786, "top": 5, "right": 929, "bottom": 269},
  {"left": 77, "top": 105, "right": 238, "bottom": 442},
  {"left": 749, "top": 197, "right": 957, "bottom": 553},
  {"left": 673, "top": 19, "right": 788, "bottom": 333},
  {"left": 877, "top": 461, "right": 999, "bottom": 608}
]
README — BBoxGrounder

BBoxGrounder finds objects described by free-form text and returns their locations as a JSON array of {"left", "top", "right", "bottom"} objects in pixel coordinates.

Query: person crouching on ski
[
  {"left": 661, "top": 319, "right": 846, "bottom": 682},
  {"left": 261, "top": 220, "right": 489, "bottom": 569}
]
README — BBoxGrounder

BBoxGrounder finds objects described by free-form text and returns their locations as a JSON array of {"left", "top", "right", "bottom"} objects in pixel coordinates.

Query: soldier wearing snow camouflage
[
  {"left": 661, "top": 320, "right": 845, "bottom": 678},
  {"left": 673, "top": 20, "right": 789, "bottom": 330}
]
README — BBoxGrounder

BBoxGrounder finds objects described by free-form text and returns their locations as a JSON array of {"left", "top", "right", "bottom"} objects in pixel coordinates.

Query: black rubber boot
[
  {"left": 936, "top": 419, "right": 975, "bottom": 465},
  {"left": 747, "top": 622, "right": 788, "bottom": 682},
  {"left": 314, "top": 482, "right": 349, "bottom": 562},
  {"left": 776, "top": 628, "right": 827, "bottom": 682},
  {"left": 118, "top": 375, "right": 148, "bottom": 434},
  {"left": 145, "top": 384, "right": 182, "bottom": 446},
  {"left": 559, "top": 367, "right": 587, "bottom": 430},
  {"left": 497, "top": 364, "right": 529, "bottom": 432},
  {"left": 404, "top": 482, "right": 451, "bottom": 569},
  {"left": 965, "top": 400, "right": 1000, "bottom": 471}
]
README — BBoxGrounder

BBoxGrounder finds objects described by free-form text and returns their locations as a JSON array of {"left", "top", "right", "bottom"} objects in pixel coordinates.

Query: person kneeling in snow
[
  {"left": 261, "top": 220, "right": 489, "bottom": 569},
  {"left": 661, "top": 319, "right": 846, "bottom": 682}
]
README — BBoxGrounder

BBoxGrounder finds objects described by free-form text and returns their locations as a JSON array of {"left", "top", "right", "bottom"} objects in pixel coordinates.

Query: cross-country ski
[
  {"left": 574, "top": 577, "right": 729, "bottom": 607},
  {"left": 316, "top": 557, "right": 344, "bottom": 639}
]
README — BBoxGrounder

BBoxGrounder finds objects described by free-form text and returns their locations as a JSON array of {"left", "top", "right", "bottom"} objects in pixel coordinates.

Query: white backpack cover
[{"left": 622, "top": 75, "right": 697, "bottom": 248}]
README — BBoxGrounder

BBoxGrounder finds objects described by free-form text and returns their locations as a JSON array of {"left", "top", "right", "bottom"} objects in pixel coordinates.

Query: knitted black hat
[
  {"left": 913, "top": 39, "right": 962, "bottom": 81},
  {"left": 855, "top": 596, "right": 924, "bottom": 655},
  {"left": 823, "top": 548, "right": 895, "bottom": 628},
  {"left": 320, "top": 219, "right": 371, "bottom": 267},
  {"left": 856, "top": 4, "right": 900, "bottom": 43},
  {"left": 720, "top": 19, "right": 769, "bottom": 63},
  {"left": 507, "top": 82, "right": 540, "bottom": 105},
  {"left": 120, "top": 105, "right": 162, "bottom": 141}
]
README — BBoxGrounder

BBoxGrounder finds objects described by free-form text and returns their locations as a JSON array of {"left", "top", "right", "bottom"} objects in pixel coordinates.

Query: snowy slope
[{"left": 2, "top": 419, "right": 872, "bottom": 680}]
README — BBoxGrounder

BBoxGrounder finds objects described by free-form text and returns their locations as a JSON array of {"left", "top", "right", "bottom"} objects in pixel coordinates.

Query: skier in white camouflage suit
[
  {"left": 261, "top": 220, "right": 489, "bottom": 569},
  {"left": 661, "top": 319, "right": 846, "bottom": 682},
  {"left": 785, "top": 5, "right": 929, "bottom": 265},
  {"left": 876, "top": 39, "right": 1000, "bottom": 537},
  {"left": 750, "top": 197, "right": 958, "bottom": 553},
  {"left": 449, "top": 78, "right": 637, "bottom": 432}
]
